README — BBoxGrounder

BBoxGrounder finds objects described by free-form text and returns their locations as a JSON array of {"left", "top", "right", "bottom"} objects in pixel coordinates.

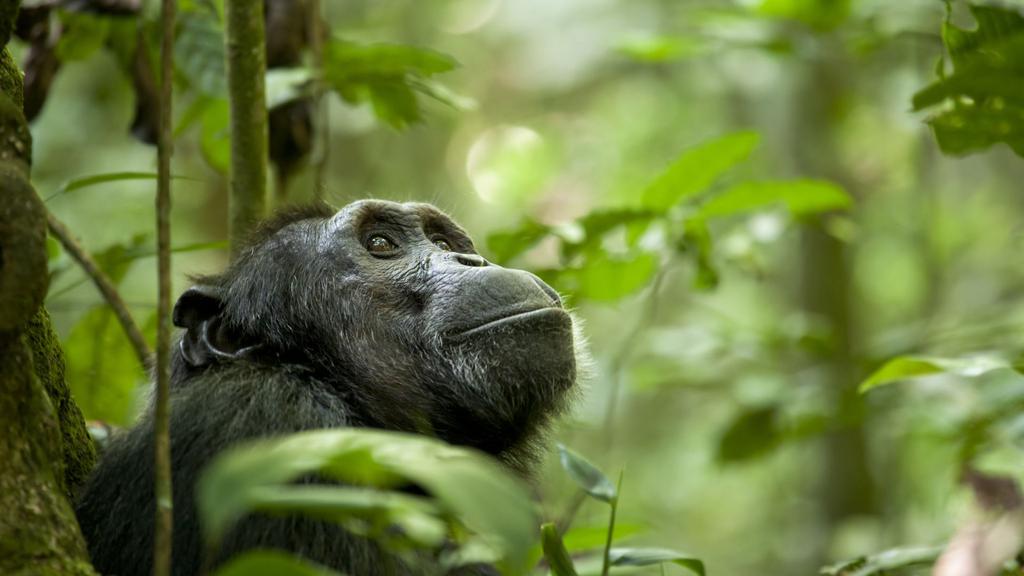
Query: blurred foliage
[{"left": 26, "top": 0, "right": 1024, "bottom": 574}]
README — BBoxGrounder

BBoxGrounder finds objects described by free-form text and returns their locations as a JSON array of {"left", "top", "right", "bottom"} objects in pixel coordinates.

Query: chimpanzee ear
[
  {"left": 172, "top": 285, "right": 223, "bottom": 331},
  {"left": 173, "top": 285, "right": 258, "bottom": 368}
]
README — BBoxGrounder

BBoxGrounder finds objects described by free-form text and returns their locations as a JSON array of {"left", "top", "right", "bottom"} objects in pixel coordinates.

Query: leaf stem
[{"left": 600, "top": 471, "right": 624, "bottom": 576}]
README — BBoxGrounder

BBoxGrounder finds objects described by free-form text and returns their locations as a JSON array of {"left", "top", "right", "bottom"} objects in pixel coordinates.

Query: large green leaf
[
  {"left": 640, "top": 131, "right": 760, "bottom": 211},
  {"left": 697, "top": 180, "right": 851, "bottom": 219},
  {"left": 912, "top": 4, "right": 1024, "bottom": 157},
  {"left": 212, "top": 550, "right": 344, "bottom": 576},
  {"left": 557, "top": 444, "right": 617, "bottom": 504},
  {"left": 198, "top": 429, "right": 536, "bottom": 573}
]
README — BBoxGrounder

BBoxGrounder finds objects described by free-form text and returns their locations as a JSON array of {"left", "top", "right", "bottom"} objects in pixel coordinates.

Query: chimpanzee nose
[
  {"left": 453, "top": 253, "right": 489, "bottom": 267},
  {"left": 529, "top": 273, "right": 563, "bottom": 308}
]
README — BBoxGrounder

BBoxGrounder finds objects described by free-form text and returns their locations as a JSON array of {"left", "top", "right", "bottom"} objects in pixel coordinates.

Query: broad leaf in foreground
[{"left": 198, "top": 429, "right": 536, "bottom": 572}]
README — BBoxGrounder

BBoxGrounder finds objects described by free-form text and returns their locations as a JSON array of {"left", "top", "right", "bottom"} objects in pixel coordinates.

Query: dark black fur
[{"left": 75, "top": 200, "right": 578, "bottom": 575}]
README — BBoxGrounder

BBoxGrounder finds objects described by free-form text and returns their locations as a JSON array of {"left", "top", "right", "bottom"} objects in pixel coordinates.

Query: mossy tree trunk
[{"left": 0, "top": 0, "right": 98, "bottom": 574}]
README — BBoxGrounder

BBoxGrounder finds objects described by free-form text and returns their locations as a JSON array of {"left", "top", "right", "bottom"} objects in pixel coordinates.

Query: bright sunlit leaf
[
  {"left": 697, "top": 180, "right": 851, "bottom": 219},
  {"left": 859, "top": 355, "right": 1011, "bottom": 393},
  {"left": 641, "top": 131, "right": 760, "bottom": 211}
]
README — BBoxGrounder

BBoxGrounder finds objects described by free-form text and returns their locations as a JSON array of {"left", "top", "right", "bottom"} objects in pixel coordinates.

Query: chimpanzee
[{"left": 74, "top": 200, "right": 580, "bottom": 575}]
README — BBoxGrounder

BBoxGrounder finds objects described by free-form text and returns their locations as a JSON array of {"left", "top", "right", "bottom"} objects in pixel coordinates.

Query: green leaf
[
  {"left": 820, "top": 546, "right": 941, "bottom": 576},
  {"left": 859, "top": 355, "right": 1011, "bottom": 393},
  {"left": 755, "top": 0, "right": 851, "bottom": 31},
  {"left": 322, "top": 40, "right": 459, "bottom": 129},
  {"left": 245, "top": 485, "right": 447, "bottom": 547},
  {"left": 616, "top": 36, "right": 707, "bottom": 62},
  {"left": 697, "top": 180, "right": 850, "bottom": 219},
  {"left": 198, "top": 429, "right": 536, "bottom": 573},
  {"left": 65, "top": 306, "right": 151, "bottom": 425},
  {"left": 541, "top": 523, "right": 580, "bottom": 576},
  {"left": 266, "top": 68, "right": 314, "bottom": 109},
  {"left": 212, "top": 550, "right": 344, "bottom": 576},
  {"left": 561, "top": 523, "right": 644, "bottom": 552},
  {"left": 557, "top": 444, "right": 617, "bottom": 503},
  {"left": 609, "top": 547, "right": 706, "bottom": 576},
  {"left": 716, "top": 405, "right": 781, "bottom": 464},
  {"left": 55, "top": 10, "right": 111, "bottom": 62},
  {"left": 485, "top": 219, "right": 552, "bottom": 264},
  {"left": 681, "top": 219, "right": 718, "bottom": 291},
  {"left": 574, "top": 253, "right": 658, "bottom": 302},
  {"left": 176, "top": 10, "right": 228, "bottom": 96},
  {"left": 45, "top": 172, "right": 199, "bottom": 202},
  {"left": 912, "top": 4, "right": 1024, "bottom": 157},
  {"left": 641, "top": 131, "right": 760, "bottom": 211},
  {"left": 561, "top": 209, "right": 659, "bottom": 260},
  {"left": 200, "top": 98, "right": 231, "bottom": 172}
]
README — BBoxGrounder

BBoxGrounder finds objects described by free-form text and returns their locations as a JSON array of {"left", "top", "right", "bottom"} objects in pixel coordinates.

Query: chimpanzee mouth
[{"left": 450, "top": 306, "right": 567, "bottom": 340}]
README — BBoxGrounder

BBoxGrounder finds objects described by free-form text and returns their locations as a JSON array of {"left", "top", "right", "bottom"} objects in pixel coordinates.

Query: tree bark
[
  {"left": 792, "top": 39, "right": 876, "bottom": 565},
  {"left": 225, "top": 0, "right": 269, "bottom": 250},
  {"left": 0, "top": 2, "right": 98, "bottom": 572}
]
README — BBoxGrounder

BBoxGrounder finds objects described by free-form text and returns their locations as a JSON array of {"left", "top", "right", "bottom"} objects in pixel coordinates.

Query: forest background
[{"left": 8, "top": 0, "right": 1024, "bottom": 574}]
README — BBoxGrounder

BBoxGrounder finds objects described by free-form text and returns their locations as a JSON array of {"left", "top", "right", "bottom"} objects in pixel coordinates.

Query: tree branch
[
  {"left": 153, "top": 0, "right": 176, "bottom": 572},
  {"left": 45, "top": 210, "right": 152, "bottom": 369}
]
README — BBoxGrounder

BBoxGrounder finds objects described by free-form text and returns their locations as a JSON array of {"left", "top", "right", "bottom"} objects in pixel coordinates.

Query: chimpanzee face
[{"left": 172, "top": 201, "right": 578, "bottom": 458}]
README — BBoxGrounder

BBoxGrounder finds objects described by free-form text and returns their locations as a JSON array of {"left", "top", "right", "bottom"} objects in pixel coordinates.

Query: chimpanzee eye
[
  {"left": 366, "top": 235, "right": 397, "bottom": 255},
  {"left": 434, "top": 238, "right": 453, "bottom": 252}
]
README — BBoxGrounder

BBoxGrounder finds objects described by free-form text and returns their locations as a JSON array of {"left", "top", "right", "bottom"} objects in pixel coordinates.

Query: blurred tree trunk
[
  {"left": 225, "top": 0, "right": 269, "bottom": 250},
  {"left": 0, "top": 1, "right": 98, "bottom": 573},
  {"left": 793, "top": 42, "right": 877, "bottom": 562}
]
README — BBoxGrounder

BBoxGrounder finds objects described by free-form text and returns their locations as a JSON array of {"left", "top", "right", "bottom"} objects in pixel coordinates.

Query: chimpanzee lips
[{"left": 449, "top": 306, "right": 568, "bottom": 340}]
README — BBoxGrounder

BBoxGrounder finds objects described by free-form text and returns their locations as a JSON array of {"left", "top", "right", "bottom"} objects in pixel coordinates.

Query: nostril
[{"left": 454, "top": 253, "right": 489, "bottom": 267}]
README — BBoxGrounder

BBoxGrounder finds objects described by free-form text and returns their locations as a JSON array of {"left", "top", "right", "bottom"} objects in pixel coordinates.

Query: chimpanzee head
[{"left": 171, "top": 200, "right": 579, "bottom": 466}]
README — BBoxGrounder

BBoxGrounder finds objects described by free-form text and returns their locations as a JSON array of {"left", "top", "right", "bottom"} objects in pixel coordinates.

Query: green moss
[
  {"left": 26, "top": 309, "right": 98, "bottom": 499},
  {"left": 0, "top": 48, "right": 22, "bottom": 108}
]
